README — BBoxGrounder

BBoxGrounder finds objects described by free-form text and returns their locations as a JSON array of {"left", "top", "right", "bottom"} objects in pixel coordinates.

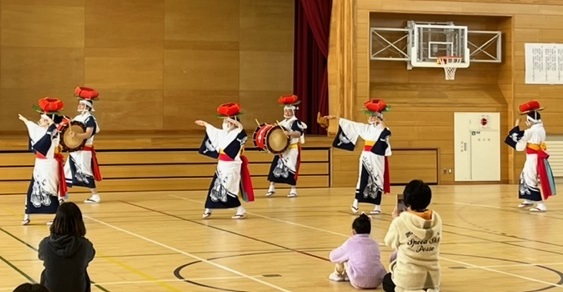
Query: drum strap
[{"left": 83, "top": 146, "right": 103, "bottom": 181}]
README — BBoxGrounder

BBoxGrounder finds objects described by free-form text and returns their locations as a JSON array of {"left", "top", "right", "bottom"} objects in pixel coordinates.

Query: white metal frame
[{"left": 370, "top": 22, "right": 502, "bottom": 67}]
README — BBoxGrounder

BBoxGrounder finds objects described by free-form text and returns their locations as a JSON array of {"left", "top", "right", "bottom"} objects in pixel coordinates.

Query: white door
[{"left": 454, "top": 113, "right": 501, "bottom": 181}]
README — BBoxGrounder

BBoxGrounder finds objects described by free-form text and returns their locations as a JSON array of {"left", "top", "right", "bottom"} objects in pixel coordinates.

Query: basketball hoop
[{"left": 437, "top": 56, "right": 463, "bottom": 80}]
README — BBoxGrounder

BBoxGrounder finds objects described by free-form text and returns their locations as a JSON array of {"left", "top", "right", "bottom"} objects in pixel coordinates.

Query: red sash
[
  {"left": 294, "top": 145, "right": 302, "bottom": 181},
  {"left": 384, "top": 156, "right": 390, "bottom": 194},
  {"left": 54, "top": 153, "right": 68, "bottom": 196},
  {"left": 526, "top": 147, "right": 553, "bottom": 200},
  {"left": 240, "top": 155, "right": 255, "bottom": 202},
  {"left": 83, "top": 146, "right": 102, "bottom": 181},
  {"left": 218, "top": 153, "right": 233, "bottom": 161}
]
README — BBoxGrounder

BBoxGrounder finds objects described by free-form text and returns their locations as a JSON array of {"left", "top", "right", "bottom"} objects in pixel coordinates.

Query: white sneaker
[
  {"left": 287, "top": 192, "right": 297, "bottom": 198},
  {"left": 328, "top": 272, "right": 346, "bottom": 282},
  {"left": 84, "top": 196, "right": 101, "bottom": 204},
  {"left": 265, "top": 191, "right": 275, "bottom": 197}
]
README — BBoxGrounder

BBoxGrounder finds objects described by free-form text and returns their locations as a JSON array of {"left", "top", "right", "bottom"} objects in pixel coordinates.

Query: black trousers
[
  {"left": 382, "top": 273, "right": 395, "bottom": 292},
  {"left": 383, "top": 272, "right": 433, "bottom": 292}
]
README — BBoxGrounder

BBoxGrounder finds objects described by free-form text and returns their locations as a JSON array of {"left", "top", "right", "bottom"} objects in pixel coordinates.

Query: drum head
[
  {"left": 253, "top": 124, "right": 273, "bottom": 150},
  {"left": 267, "top": 127, "right": 290, "bottom": 154},
  {"left": 61, "top": 122, "right": 87, "bottom": 152}
]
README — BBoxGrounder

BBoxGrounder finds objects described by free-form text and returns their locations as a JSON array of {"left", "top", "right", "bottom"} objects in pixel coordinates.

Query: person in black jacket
[
  {"left": 38, "top": 202, "right": 95, "bottom": 292},
  {"left": 13, "top": 283, "right": 49, "bottom": 292}
]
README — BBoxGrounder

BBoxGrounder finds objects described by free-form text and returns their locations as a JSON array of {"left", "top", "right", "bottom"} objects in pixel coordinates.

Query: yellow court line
[{"left": 99, "top": 252, "right": 183, "bottom": 292}]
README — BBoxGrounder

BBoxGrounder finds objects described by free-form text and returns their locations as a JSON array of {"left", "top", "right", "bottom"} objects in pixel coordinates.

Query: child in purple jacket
[{"left": 329, "top": 213, "right": 387, "bottom": 289}]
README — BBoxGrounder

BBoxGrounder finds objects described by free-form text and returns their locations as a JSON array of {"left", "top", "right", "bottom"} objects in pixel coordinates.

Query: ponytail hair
[{"left": 352, "top": 213, "right": 371, "bottom": 234}]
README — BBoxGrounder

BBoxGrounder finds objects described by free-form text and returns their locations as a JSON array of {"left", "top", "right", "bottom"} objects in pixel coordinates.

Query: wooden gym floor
[{"left": 0, "top": 184, "right": 562, "bottom": 292}]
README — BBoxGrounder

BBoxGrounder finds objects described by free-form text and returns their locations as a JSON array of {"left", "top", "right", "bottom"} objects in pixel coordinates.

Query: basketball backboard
[{"left": 408, "top": 21, "right": 470, "bottom": 68}]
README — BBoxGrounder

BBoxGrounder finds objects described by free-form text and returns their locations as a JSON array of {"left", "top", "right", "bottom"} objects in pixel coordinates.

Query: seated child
[
  {"left": 382, "top": 179, "right": 442, "bottom": 292},
  {"left": 329, "top": 213, "right": 387, "bottom": 289}
]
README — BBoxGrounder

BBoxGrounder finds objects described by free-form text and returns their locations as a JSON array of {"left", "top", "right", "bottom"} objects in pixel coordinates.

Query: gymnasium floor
[{"left": 0, "top": 184, "right": 561, "bottom": 291}]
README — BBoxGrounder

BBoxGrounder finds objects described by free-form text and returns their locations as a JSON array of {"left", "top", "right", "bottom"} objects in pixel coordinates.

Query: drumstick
[{"left": 255, "top": 119, "right": 261, "bottom": 126}]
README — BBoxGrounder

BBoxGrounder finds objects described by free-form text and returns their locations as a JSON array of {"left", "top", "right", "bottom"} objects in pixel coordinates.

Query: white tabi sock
[
  {"left": 268, "top": 183, "right": 275, "bottom": 193},
  {"left": 236, "top": 206, "right": 246, "bottom": 215},
  {"left": 352, "top": 199, "right": 358, "bottom": 208}
]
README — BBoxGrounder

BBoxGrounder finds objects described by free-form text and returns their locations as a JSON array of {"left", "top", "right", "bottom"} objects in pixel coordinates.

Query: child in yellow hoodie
[{"left": 383, "top": 179, "right": 442, "bottom": 292}]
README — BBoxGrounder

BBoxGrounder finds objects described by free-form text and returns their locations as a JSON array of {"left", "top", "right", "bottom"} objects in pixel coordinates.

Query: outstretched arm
[
  {"left": 18, "top": 114, "right": 28, "bottom": 123},
  {"left": 195, "top": 120, "right": 208, "bottom": 127}
]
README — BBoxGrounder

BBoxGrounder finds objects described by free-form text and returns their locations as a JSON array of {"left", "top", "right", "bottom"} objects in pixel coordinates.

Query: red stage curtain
[{"left": 293, "top": 0, "right": 332, "bottom": 134}]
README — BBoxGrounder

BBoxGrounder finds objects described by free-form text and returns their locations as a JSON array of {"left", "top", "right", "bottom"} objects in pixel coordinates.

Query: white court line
[
  {"left": 169, "top": 195, "right": 351, "bottom": 238},
  {"left": 453, "top": 202, "right": 503, "bottom": 209},
  {"left": 83, "top": 215, "right": 292, "bottom": 292},
  {"left": 170, "top": 195, "right": 563, "bottom": 287},
  {"left": 441, "top": 257, "right": 563, "bottom": 288},
  {"left": 462, "top": 262, "right": 563, "bottom": 269},
  {"left": 0, "top": 275, "right": 270, "bottom": 290}
]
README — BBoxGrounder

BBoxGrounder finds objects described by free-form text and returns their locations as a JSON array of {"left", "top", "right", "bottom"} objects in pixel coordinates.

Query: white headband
[
  {"left": 284, "top": 105, "right": 298, "bottom": 111},
  {"left": 79, "top": 99, "right": 95, "bottom": 111},
  {"left": 526, "top": 115, "right": 540, "bottom": 123}
]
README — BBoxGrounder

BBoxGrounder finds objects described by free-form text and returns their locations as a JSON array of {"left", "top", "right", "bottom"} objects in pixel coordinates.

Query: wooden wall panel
[
  {"left": 84, "top": 0, "right": 165, "bottom": 131},
  {"left": 0, "top": 0, "right": 295, "bottom": 134},
  {"left": 0, "top": 0, "right": 85, "bottom": 131},
  {"left": 163, "top": 0, "right": 240, "bottom": 131},
  {"left": 338, "top": 0, "right": 563, "bottom": 185},
  {"left": 1, "top": 1, "right": 84, "bottom": 48},
  {"left": 239, "top": 0, "right": 294, "bottom": 130}
]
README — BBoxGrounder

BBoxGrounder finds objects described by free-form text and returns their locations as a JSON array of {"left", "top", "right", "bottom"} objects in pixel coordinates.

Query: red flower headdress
[
  {"left": 363, "top": 99, "right": 389, "bottom": 115},
  {"left": 74, "top": 86, "right": 99, "bottom": 111},
  {"left": 278, "top": 94, "right": 300, "bottom": 110},
  {"left": 74, "top": 87, "right": 99, "bottom": 100},
  {"left": 217, "top": 102, "right": 242, "bottom": 118},
  {"left": 33, "top": 97, "right": 64, "bottom": 114},
  {"left": 518, "top": 100, "right": 544, "bottom": 115}
]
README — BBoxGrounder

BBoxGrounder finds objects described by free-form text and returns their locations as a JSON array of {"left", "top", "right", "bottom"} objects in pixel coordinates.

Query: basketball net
[{"left": 437, "top": 57, "right": 462, "bottom": 80}]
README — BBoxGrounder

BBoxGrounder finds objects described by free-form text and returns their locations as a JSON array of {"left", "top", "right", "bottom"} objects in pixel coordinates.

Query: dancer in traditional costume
[
  {"left": 505, "top": 100, "right": 556, "bottom": 212},
  {"left": 265, "top": 95, "right": 307, "bottom": 198},
  {"left": 196, "top": 102, "right": 254, "bottom": 219},
  {"left": 63, "top": 87, "right": 102, "bottom": 204},
  {"left": 325, "top": 99, "right": 392, "bottom": 214},
  {"left": 19, "top": 98, "right": 67, "bottom": 225}
]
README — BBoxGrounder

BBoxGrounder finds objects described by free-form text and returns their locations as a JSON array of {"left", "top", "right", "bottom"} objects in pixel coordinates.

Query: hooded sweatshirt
[
  {"left": 384, "top": 210, "right": 442, "bottom": 292},
  {"left": 38, "top": 234, "right": 95, "bottom": 292}
]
